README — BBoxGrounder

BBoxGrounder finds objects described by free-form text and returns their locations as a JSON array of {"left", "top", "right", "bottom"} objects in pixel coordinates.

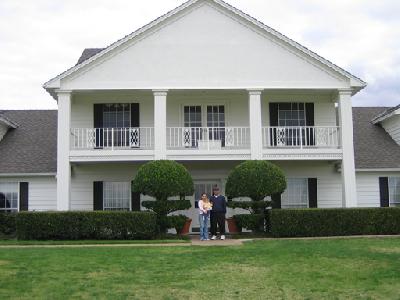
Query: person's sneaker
[
  {"left": 200, "top": 238, "right": 204, "bottom": 241},
  {"left": 211, "top": 235, "right": 217, "bottom": 240},
  {"left": 206, "top": 238, "right": 210, "bottom": 241},
  {"left": 220, "top": 235, "right": 226, "bottom": 240}
]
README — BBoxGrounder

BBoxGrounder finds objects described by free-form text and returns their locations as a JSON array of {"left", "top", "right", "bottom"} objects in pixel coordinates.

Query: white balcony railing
[
  {"left": 71, "top": 127, "right": 154, "bottom": 150},
  {"left": 167, "top": 127, "right": 250, "bottom": 150},
  {"left": 263, "top": 126, "right": 340, "bottom": 148}
]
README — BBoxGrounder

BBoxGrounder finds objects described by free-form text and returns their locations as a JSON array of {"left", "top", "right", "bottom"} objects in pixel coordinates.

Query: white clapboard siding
[
  {"left": 276, "top": 161, "right": 342, "bottom": 208},
  {"left": 314, "top": 102, "right": 337, "bottom": 127},
  {"left": 70, "top": 92, "right": 154, "bottom": 129},
  {"left": 356, "top": 171, "right": 400, "bottom": 207},
  {"left": 0, "top": 176, "right": 57, "bottom": 211},
  {"left": 70, "top": 160, "right": 343, "bottom": 210}
]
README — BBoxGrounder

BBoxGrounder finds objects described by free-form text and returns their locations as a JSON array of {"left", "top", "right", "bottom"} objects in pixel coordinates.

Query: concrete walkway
[
  {"left": 0, "top": 243, "right": 191, "bottom": 249},
  {"left": 0, "top": 237, "right": 248, "bottom": 248},
  {"left": 190, "top": 236, "right": 249, "bottom": 246}
]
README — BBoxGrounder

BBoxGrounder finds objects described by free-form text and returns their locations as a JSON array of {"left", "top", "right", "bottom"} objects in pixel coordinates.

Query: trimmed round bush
[
  {"left": 132, "top": 160, "right": 194, "bottom": 201},
  {"left": 132, "top": 160, "right": 194, "bottom": 232},
  {"left": 226, "top": 161, "right": 286, "bottom": 201}
]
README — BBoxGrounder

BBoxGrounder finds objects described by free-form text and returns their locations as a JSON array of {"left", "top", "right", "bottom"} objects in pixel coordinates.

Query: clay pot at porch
[
  {"left": 179, "top": 218, "right": 192, "bottom": 235},
  {"left": 226, "top": 217, "right": 240, "bottom": 234}
]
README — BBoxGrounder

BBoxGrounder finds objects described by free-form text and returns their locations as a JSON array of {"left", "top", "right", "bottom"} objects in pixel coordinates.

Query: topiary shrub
[
  {"left": 141, "top": 200, "right": 191, "bottom": 231},
  {"left": 226, "top": 161, "right": 286, "bottom": 232},
  {"left": 226, "top": 160, "right": 286, "bottom": 202},
  {"left": 132, "top": 160, "right": 194, "bottom": 232}
]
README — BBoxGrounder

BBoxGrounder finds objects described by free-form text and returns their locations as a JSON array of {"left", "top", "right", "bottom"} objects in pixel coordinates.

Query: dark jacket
[{"left": 210, "top": 195, "right": 226, "bottom": 213}]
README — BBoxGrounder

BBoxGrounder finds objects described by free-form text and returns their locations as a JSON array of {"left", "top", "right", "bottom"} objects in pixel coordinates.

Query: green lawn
[{"left": 0, "top": 238, "right": 400, "bottom": 299}]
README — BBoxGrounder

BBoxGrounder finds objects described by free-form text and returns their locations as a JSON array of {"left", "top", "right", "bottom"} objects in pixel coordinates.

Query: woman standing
[{"left": 198, "top": 193, "right": 212, "bottom": 241}]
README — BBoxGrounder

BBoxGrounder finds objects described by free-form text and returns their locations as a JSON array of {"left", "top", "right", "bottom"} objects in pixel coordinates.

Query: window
[
  {"left": 103, "top": 182, "right": 131, "bottom": 211},
  {"left": 207, "top": 105, "right": 225, "bottom": 144},
  {"left": 103, "top": 104, "right": 131, "bottom": 147},
  {"left": 183, "top": 106, "right": 202, "bottom": 147},
  {"left": 389, "top": 177, "right": 400, "bottom": 207},
  {"left": 0, "top": 182, "right": 19, "bottom": 212},
  {"left": 183, "top": 105, "right": 226, "bottom": 147},
  {"left": 184, "top": 106, "right": 202, "bottom": 128},
  {"left": 277, "top": 103, "right": 306, "bottom": 146},
  {"left": 278, "top": 103, "right": 306, "bottom": 127},
  {"left": 103, "top": 103, "right": 131, "bottom": 128},
  {"left": 281, "top": 178, "right": 308, "bottom": 208}
]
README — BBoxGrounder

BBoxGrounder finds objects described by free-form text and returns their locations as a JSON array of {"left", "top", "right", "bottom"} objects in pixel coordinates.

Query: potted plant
[
  {"left": 226, "top": 217, "right": 240, "bottom": 234},
  {"left": 167, "top": 215, "right": 192, "bottom": 235}
]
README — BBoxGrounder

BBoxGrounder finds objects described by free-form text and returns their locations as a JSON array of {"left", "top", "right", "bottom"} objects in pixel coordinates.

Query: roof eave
[
  {"left": 372, "top": 106, "right": 400, "bottom": 124},
  {"left": 0, "top": 116, "right": 19, "bottom": 129}
]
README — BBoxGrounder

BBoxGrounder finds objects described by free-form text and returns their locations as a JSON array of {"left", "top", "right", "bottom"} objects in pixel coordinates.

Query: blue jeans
[{"left": 199, "top": 213, "right": 210, "bottom": 240}]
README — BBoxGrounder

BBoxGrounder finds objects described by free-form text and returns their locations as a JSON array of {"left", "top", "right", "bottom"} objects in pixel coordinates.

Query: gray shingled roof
[
  {"left": 0, "top": 107, "right": 398, "bottom": 174},
  {"left": 0, "top": 110, "right": 57, "bottom": 174},
  {"left": 76, "top": 48, "right": 105, "bottom": 65},
  {"left": 353, "top": 107, "right": 400, "bottom": 169}
]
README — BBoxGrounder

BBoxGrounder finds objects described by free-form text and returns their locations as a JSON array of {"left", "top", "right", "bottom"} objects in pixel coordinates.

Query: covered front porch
[{"left": 67, "top": 160, "right": 343, "bottom": 233}]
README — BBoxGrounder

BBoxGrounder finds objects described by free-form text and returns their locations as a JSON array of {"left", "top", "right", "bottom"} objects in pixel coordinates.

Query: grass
[{"left": 0, "top": 238, "right": 400, "bottom": 299}]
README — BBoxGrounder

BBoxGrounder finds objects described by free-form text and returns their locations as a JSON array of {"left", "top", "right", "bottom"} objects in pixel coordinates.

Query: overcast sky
[{"left": 0, "top": 0, "right": 399, "bottom": 110}]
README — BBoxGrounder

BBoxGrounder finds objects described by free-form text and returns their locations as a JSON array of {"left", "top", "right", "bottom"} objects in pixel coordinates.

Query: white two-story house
[{"left": 1, "top": 0, "right": 399, "bottom": 232}]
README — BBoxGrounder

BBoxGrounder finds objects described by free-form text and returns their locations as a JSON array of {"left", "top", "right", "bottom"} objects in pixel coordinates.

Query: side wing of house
[
  {"left": 354, "top": 106, "right": 400, "bottom": 208},
  {"left": 0, "top": 111, "right": 57, "bottom": 212}
]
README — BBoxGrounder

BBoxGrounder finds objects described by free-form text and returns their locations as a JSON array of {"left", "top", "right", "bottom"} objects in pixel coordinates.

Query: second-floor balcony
[
  {"left": 263, "top": 126, "right": 340, "bottom": 148},
  {"left": 66, "top": 89, "right": 347, "bottom": 162},
  {"left": 70, "top": 125, "right": 340, "bottom": 154}
]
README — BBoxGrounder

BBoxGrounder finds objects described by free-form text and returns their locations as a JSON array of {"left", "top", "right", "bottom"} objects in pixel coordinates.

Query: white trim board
[{"left": 0, "top": 173, "right": 56, "bottom": 177}]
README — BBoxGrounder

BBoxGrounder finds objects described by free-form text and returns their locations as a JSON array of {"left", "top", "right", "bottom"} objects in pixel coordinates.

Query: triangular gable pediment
[{"left": 44, "top": 0, "right": 365, "bottom": 94}]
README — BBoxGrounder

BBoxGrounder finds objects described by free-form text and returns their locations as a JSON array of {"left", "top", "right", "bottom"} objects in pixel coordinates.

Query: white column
[
  {"left": 338, "top": 89, "right": 357, "bottom": 207},
  {"left": 248, "top": 89, "right": 263, "bottom": 160},
  {"left": 56, "top": 90, "right": 72, "bottom": 211},
  {"left": 153, "top": 90, "right": 167, "bottom": 159}
]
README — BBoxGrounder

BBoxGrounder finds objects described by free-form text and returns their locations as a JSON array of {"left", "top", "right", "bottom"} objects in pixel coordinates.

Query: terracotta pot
[
  {"left": 226, "top": 217, "right": 240, "bottom": 234},
  {"left": 179, "top": 218, "right": 192, "bottom": 235}
]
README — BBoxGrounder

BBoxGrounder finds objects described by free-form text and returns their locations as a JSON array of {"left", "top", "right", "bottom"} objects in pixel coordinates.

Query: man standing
[{"left": 210, "top": 186, "right": 226, "bottom": 240}]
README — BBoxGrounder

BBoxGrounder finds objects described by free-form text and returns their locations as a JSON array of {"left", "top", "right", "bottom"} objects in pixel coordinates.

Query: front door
[{"left": 189, "top": 180, "right": 221, "bottom": 233}]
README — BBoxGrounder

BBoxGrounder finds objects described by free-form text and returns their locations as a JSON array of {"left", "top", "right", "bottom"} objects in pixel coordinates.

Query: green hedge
[
  {"left": 270, "top": 208, "right": 400, "bottom": 237},
  {"left": 0, "top": 213, "right": 17, "bottom": 236},
  {"left": 16, "top": 211, "right": 157, "bottom": 240},
  {"left": 233, "top": 214, "right": 265, "bottom": 232}
]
